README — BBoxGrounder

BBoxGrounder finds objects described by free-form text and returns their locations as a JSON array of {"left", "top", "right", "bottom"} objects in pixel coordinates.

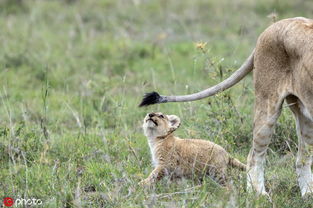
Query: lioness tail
[{"left": 139, "top": 50, "right": 254, "bottom": 107}]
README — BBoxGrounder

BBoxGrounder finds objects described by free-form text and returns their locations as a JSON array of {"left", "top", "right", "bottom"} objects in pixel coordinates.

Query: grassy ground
[{"left": 1, "top": 0, "right": 313, "bottom": 207}]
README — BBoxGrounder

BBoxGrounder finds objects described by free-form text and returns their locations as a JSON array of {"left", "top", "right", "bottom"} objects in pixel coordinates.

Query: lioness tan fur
[
  {"left": 140, "top": 112, "right": 246, "bottom": 186},
  {"left": 139, "top": 17, "right": 313, "bottom": 197}
]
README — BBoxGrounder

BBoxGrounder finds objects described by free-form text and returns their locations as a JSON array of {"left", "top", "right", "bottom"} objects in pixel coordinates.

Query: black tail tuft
[{"left": 139, "top": 91, "right": 162, "bottom": 107}]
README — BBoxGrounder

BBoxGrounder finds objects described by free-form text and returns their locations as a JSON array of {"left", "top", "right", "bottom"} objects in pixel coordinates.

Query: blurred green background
[{"left": 0, "top": 0, "right": 312, "bottom": 207}]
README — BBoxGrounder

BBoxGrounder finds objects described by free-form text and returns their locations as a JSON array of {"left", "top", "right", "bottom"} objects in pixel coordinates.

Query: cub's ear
[{"left": 167, "top": 115, "right": 181, "bottom": 132}]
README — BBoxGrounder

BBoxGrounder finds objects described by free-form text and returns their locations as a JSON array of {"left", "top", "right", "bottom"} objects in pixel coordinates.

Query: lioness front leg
[
  {"left": 139, "top": 166, "right": 165, "bottom": 186},
  {"left": 296, "top": 124, "right": 313, "bottom": 197},
  {"left": 288, "top": 98, "right": 313, "bottom": 197}
]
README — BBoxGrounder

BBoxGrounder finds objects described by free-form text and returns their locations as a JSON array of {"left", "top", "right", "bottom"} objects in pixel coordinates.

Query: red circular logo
[{"left": 3, "top": 197, "right": 14, "bottom": 207}]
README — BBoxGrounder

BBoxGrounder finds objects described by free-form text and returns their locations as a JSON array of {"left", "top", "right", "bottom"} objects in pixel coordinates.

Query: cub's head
[{"left": 142, "top": 112, "right": 181, "bottom": 138}]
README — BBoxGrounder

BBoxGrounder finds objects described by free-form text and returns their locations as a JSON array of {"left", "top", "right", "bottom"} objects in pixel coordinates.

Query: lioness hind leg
[
  {"left": 247, "top": 97, "right": 284, "bottom": 195},
  {"left": 287, "top": 96, "right": 313, "bottom": 197}
]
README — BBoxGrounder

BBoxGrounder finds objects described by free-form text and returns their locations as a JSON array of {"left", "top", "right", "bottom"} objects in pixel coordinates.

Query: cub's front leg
[{"left": 139, "top": 166, "right": 165, "bottom": 186}]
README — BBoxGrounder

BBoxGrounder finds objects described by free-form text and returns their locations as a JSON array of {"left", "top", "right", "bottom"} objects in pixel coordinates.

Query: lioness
[
  {"left": 140, "top": 112, "right": 246, "bottom": 186},
  {"left": 139, "top": 17, "right": 313, "bottom": 197}
]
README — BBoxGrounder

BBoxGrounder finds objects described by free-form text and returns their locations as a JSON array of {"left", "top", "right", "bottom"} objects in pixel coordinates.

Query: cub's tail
[{"left": 229, "top": 157, "right": 246, "bottom": 171}]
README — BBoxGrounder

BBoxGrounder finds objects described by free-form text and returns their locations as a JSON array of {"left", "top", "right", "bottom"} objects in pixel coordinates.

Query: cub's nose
[{"left": 148, "top": 113, "right": 155, "bottom": 117}]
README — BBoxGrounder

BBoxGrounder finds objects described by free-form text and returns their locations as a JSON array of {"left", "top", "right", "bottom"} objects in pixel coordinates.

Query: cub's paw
[{"left": 138, "top": 179, "right": 152, "bottom": 187}]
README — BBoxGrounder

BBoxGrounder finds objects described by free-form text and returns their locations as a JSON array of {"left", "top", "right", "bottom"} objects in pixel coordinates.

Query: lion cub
[{"left": 140, "top": 112, "right": 246, "bottom": 186}]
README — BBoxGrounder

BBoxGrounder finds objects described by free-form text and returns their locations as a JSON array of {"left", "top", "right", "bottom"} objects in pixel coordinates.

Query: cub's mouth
[{"left": 146, "top": 118, "right": 158, "bottom": 126}]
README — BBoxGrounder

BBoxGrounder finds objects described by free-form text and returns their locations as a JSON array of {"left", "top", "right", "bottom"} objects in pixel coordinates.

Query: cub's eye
[{"left": 159, "top": 115, "right": 164, "bottom": 118}]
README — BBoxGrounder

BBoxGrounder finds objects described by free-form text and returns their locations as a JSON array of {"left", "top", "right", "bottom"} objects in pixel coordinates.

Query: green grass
[{"left": 1, "top": 0, "right": 313, "bottom": 207}]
